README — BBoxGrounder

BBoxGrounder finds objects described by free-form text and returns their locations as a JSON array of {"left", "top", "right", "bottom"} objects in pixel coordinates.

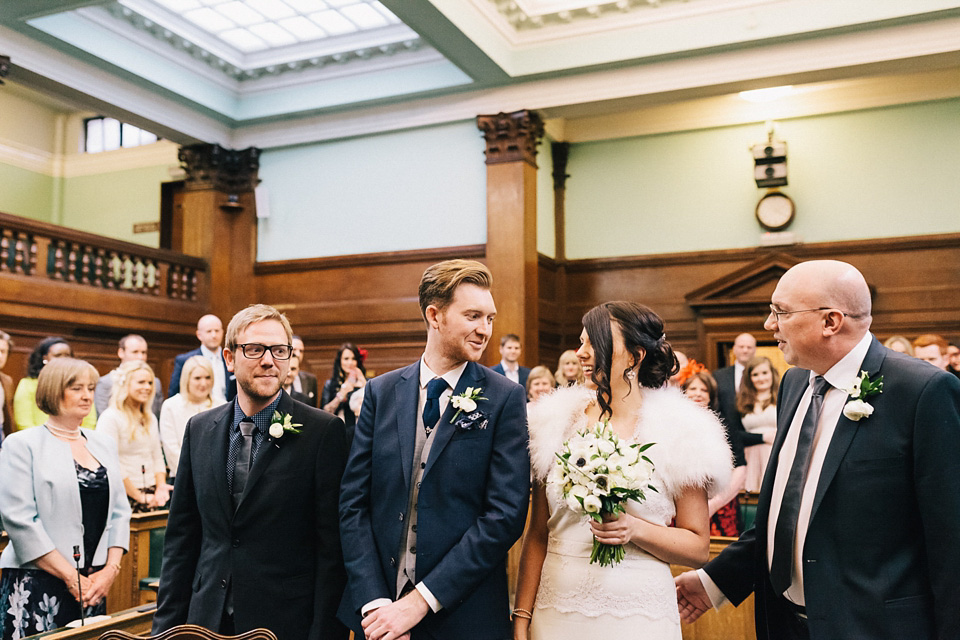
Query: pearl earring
[{"left": 626, "top": 369, "right": 636, "bottom": 380}]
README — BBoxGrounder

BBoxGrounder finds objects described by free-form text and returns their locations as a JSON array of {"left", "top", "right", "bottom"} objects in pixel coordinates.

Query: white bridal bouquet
[{"left": 547, "top": 421, "right": 656, "bottom": 566}]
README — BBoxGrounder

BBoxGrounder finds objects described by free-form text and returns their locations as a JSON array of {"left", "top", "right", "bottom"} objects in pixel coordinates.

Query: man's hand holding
[
  {"left": 361, "top": 590, "right": 429, "bottom": 640},
  {"left": 675, "top": 570, "right": 713, "bottom": 624}
]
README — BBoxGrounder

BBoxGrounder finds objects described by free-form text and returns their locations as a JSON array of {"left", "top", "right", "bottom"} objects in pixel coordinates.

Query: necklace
[{"left": 45, "top": 423, "right": 82, "bottom": 441}]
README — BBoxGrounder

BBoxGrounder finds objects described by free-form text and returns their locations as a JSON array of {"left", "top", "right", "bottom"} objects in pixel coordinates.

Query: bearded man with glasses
[{"left": 154, "top": 304, "right": 349, "bottom": 640}]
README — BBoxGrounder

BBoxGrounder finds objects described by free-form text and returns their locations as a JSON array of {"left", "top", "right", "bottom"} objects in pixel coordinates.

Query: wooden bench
[
  {"left": 21, "top": 604, "right": 155, "bottom": 639},
  {"left": 108, "top": 511, "right": 168, "bottom": 613}
]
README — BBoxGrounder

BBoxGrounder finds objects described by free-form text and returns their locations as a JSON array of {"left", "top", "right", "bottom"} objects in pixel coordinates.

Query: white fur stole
[{"left": 527, "top": 385, "right": 733, "bottom": 500}]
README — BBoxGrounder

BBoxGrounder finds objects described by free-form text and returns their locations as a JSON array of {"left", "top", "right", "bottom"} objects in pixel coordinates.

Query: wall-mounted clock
[{"left": 755, "top": 191, "right": 795, "bottom": 231}]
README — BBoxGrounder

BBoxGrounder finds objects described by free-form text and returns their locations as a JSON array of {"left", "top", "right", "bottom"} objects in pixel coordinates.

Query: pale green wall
[
  {"left": 257, "top": 121, "right": 487, "bottom": 261},
  {"left": 565, "top": 99, "right": 960, "bottom": 259},
  {"left": 0, "top": 164, "right": 55, "bottom": 221},
  {"left": 60, "top": 166, "right": 167, "bottom": 246},
  {"left": 536, "top": 136, "right": 555, "bottom": 258}
]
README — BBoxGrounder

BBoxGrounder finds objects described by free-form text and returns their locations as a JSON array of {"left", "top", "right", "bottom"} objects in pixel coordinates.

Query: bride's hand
[{"left": 589, "top": 511, "right": 642, "bottom": 546}]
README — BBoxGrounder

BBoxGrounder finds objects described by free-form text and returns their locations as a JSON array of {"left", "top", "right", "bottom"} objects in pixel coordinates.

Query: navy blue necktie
[
  {"left": 770, "top": 376, "right": 831, "bottom": 595},
  {"left": 422, "top": 378, "right": 448, "bottom": 432}
]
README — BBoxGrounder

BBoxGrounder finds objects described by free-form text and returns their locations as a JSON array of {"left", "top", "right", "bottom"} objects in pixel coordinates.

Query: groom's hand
[
  {"left": 675, "top": 570, "right": 712, "bottom": 624},
  {"left": 361, "top": 590, "right": 429, "bottom": 640}
]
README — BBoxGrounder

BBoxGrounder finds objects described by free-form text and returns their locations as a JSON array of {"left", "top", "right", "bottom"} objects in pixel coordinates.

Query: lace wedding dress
[{"left": 527, "top": 385, "right": 732, "bottom": 639}]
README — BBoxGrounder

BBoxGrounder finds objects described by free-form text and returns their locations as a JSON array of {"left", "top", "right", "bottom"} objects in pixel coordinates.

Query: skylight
[{"left": 147, "top": 0, "right": 400, "bottom": 52}]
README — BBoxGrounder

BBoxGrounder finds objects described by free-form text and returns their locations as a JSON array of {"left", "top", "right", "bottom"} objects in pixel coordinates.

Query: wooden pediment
[{"left": 685, "top": 252, "right": 799, "bottom": 317}]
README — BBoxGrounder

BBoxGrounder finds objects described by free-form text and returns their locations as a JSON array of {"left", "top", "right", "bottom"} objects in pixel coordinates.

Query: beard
[{"left": 238, "top": 372, "right": 282, "bottom": 403}]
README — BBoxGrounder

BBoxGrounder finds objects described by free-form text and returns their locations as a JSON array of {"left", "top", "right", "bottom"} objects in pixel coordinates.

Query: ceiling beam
[{"left": 379, "top": 0, "right": 509, "bottom": 84}]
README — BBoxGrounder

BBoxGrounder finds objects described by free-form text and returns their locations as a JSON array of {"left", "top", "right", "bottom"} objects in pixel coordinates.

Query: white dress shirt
[
  {"left": 700, "top": 332, "right": 873, "bottom": 608},
  {"left": 734, "top": 362, "right": 745, "bottom": 391},
  {"left": 361, "top": 357, "right": 467, "bottom": 617},
  {"left": 499, "top": 361, "right": 519, "bottom": 384},
  {"left": 200, "top": 345, "right": 227, "bottom": 403}
]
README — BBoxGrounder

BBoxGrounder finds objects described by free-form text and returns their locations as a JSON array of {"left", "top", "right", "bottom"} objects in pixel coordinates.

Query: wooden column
[
  {"left": 551, "top": 142, "right": 571, "bottom": 351},
  {"left": 174, "top": 144, "right": 260, "bottom": 321},
  {"left": 477, "top": 110, "right": 544, "bottom": 367}
]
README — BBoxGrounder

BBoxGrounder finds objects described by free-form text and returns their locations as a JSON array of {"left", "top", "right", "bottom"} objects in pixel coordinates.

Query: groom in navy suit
[
  {"left": 339, "top": 259, "right": 530, "bottom": 640},
  {"left": 676, "top": 260, "right": 960, "bottom": 639}
]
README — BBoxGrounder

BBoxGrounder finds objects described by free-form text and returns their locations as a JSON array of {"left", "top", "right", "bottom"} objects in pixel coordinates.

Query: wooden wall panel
[{"left": 253, "top": 245, "right": 485, "bottom": 378}]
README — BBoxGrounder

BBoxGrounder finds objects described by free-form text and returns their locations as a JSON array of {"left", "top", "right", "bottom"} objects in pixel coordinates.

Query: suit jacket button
[
  {"left": 220, "top": 579, "right": 227, "bottom": 588},
  {"left": 390, "top": 557, "right": 396, "bottom": 567},
  {"left": 399, "top": 513, "right": 404, "bottom": 522},
  {"left": 232, "top": 539, "right": 240, "bottom": 547}
]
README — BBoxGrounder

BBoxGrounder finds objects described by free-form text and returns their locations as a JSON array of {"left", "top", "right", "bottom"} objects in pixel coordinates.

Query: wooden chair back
[{"left": 99, "top": 624, "right": 278, "bottom": 640}]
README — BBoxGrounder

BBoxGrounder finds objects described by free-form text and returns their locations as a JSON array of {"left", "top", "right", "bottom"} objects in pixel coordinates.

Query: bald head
[
  {"left": 766, "top": 260, "right": 871, "bottom": 373},
  {"left": 196, "top": 314, "right": 224, "bottom": 351},
  {"left": 733, "top": 333, "right": 757, "bottom": 365}
]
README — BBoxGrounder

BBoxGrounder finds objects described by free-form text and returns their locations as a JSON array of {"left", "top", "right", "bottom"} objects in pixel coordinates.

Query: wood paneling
[{"left": 254, "top": 246, "right": 486, "bottom": 378}]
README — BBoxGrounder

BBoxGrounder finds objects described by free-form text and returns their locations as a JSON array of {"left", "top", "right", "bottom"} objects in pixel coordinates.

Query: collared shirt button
[
  {"left": 420, "top": 462, "right": 426, "bottom": 469},
  {"left": 410, "top": 546, "right": 416, "bottom": 554},
  {"left": 416, "top": 481, "right": 421, "bottom": 489},
  {"left": 412, "top": 525, "right": 417, "bottom": 533}
]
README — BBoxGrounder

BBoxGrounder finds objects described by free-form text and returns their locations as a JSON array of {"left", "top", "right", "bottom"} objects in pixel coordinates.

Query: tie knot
[
  {"left": 239, "top": 420, "right": 256, "bottom": 437},
  {"left": 812, "top": 376, "right": 831, "bottom": 397},
  {"left": 426, "top": 378, "right": 448, "bottom": 400}
]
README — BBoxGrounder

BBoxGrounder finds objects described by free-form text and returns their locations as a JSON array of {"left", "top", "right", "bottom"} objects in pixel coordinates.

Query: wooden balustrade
[{"left": 0, "top": 212, "right": 205, "bottom": 301}]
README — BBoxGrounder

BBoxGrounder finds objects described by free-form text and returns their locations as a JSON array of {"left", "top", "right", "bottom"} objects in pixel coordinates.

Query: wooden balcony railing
[{"left": 0, "top": 212, "right": 205, "bottom": 301}]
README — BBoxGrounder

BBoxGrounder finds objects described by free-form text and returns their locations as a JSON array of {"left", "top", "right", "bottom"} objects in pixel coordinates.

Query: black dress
[{"left": 0, "top": 462, "right": 109, "bottom": 638}]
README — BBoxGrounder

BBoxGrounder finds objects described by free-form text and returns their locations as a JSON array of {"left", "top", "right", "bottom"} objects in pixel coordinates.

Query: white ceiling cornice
[{"left": 231, "top": 15, "right": 960, "bottom": 149}]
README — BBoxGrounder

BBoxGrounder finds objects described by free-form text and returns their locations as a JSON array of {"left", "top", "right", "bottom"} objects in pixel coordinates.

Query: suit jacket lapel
[
  {"left": 755, "top": 368, "right": 808, "bottom": 530},
  {"left": 208, "top": 400, "right": 235, "bottom": 520},
  {"left": 809, "top": 337, "right": 886, "bottom": 522},
  {"left": 423, "top": 361, "right": 484, "bottom": 480},
  {"left": 395, "top": 363, "right": 420, "bottom": 491}
]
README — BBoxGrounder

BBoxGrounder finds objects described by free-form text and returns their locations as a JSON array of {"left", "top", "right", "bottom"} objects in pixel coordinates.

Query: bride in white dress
[{"left": 513, "top": 302, "right": 732, "bottom": 640}]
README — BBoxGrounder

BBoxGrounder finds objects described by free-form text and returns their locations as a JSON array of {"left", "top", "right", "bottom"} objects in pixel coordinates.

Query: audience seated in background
[
  {"left": 0, "top": 330, "right": 12, "bottom": 444},
  {"left": 94, "top": 334, "right": 163, "bottom": 419},
  {"left": 492, "top": 333, "right": 530, "bottom": 387},
  {"left": 290, "top": 335, "right": 318, "bottom": 407},
  {"left": 883, "top": 335, "right": 914, "bottom": 356},
  {"left": 168, "top": 314, "right": 235, "bottom": 403},
  {"left": 525, "top": 366, "right": 556, "bottom": 403},
  {"left": 913, "top": 333, "right": 949, "bottom": 370},
  {"left": 737, "top": 356, "right": 780, "bottom": 493},
  {"left": 554, "top": 349, "right": 585, "bottom": 387},
  {"left": 321, "top": 343, "right": 367, "bottom": 449},
  {"left": 683, "top": 370, "right": 746, "bottom": 537},
  {"left": 159, "top": 355, "right": 224, "bottom": 482},
  {"left": 0, "top": 358, "right": 130, "bottom": 637},
  {"left": 97, "top": 361, "right": 170, "bottom": 512},
  {"left": 14, "top": 337, "right": 96, "bottom": 431}
]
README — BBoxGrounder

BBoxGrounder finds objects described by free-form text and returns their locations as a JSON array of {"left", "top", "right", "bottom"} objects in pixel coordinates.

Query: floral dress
[{"left": 0, "top": 463, "right": 109, "bottom": 639}]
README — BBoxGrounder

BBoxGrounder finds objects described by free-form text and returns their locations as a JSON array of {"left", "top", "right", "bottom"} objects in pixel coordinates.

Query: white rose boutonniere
[
  {"left": 269, "top": 411, "right": 302, "bottom": 439},
  {"left": 450, "top": 387, "right": 487, "bottom": 421},
  {"left": 842, "top": 370, "right": 883, "bottom": 422}
]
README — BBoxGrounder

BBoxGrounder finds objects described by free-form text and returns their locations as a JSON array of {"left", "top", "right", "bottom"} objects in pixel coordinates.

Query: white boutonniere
[
  {"left": 269, "top": 411, "right": 302, "bottom": 439},
  {"left": 450, "top": 387, "right": 487, "bottom": 421},
  {"left": 842, "top": 370, "right": 883, "bottom": 421}
]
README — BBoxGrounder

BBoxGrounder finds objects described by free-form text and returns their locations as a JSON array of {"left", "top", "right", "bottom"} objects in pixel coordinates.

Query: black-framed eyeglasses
[
  {"left": 768, "top": 305, "right": 860, "bottom": 322},
  {"left": 235, "top": 343, "right": 292, "bottom": 360}
]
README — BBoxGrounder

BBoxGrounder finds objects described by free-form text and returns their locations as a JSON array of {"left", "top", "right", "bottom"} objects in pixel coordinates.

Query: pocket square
[{"left": 454, "top": 411, "right": 488, "bottom": 431}]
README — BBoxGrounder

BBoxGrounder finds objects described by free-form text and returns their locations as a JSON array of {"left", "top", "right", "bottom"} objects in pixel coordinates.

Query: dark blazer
[
  {"left": 704, "top": 338, "right": 960, "bottom": 639},
  {"left": 491, "top": 363, "right": 530, "bottom": 389},
  {"left": 168, "top": 347, "right": 236, "bottom": 401},
  {"left": 338, "top": 360, "right": 530, "bottom": 639},
  {"left": 153, "top": 392, "right": 348, "bottom": 640},
  {"left": 298, "top": 370, "right": 319, "bottom": 407},
  {"left": 715, "top": 365, "right": 762, "bottom": 449}
]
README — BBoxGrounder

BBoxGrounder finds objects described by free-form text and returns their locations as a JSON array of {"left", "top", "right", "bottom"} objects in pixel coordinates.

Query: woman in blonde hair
[
  {"left": 737, "top": 356, "right": 780, "bottom": 493},
  {"left": 159, "top": 355, "right": 224, "bottom": 483},
  {"left": 96, "top": 360, "right": 170, "bottom": 511},
  {"left": 554, "top": 350, "right": 585, "bottom": 387}
]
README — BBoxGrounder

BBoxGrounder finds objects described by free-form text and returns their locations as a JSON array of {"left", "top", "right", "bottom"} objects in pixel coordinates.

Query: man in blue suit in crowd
[
  {"left": 339, "top": 259, "right": 530, "bottom": 640},
  {"left": 491, "top": 333, "right": 531, "bottom": 389},
  {"left": 169, "top": 314, "right": 236, "bottom": 403}
]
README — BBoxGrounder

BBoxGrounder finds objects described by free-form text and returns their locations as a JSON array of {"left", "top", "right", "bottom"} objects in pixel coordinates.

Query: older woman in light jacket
[{"left": 0, "top": 358, "right": 130, "bottom": 637}]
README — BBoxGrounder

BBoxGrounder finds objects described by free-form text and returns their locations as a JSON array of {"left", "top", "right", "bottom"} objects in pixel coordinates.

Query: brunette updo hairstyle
[{"left": 582, "top": 302, "right": 679, "bottom": 420}]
